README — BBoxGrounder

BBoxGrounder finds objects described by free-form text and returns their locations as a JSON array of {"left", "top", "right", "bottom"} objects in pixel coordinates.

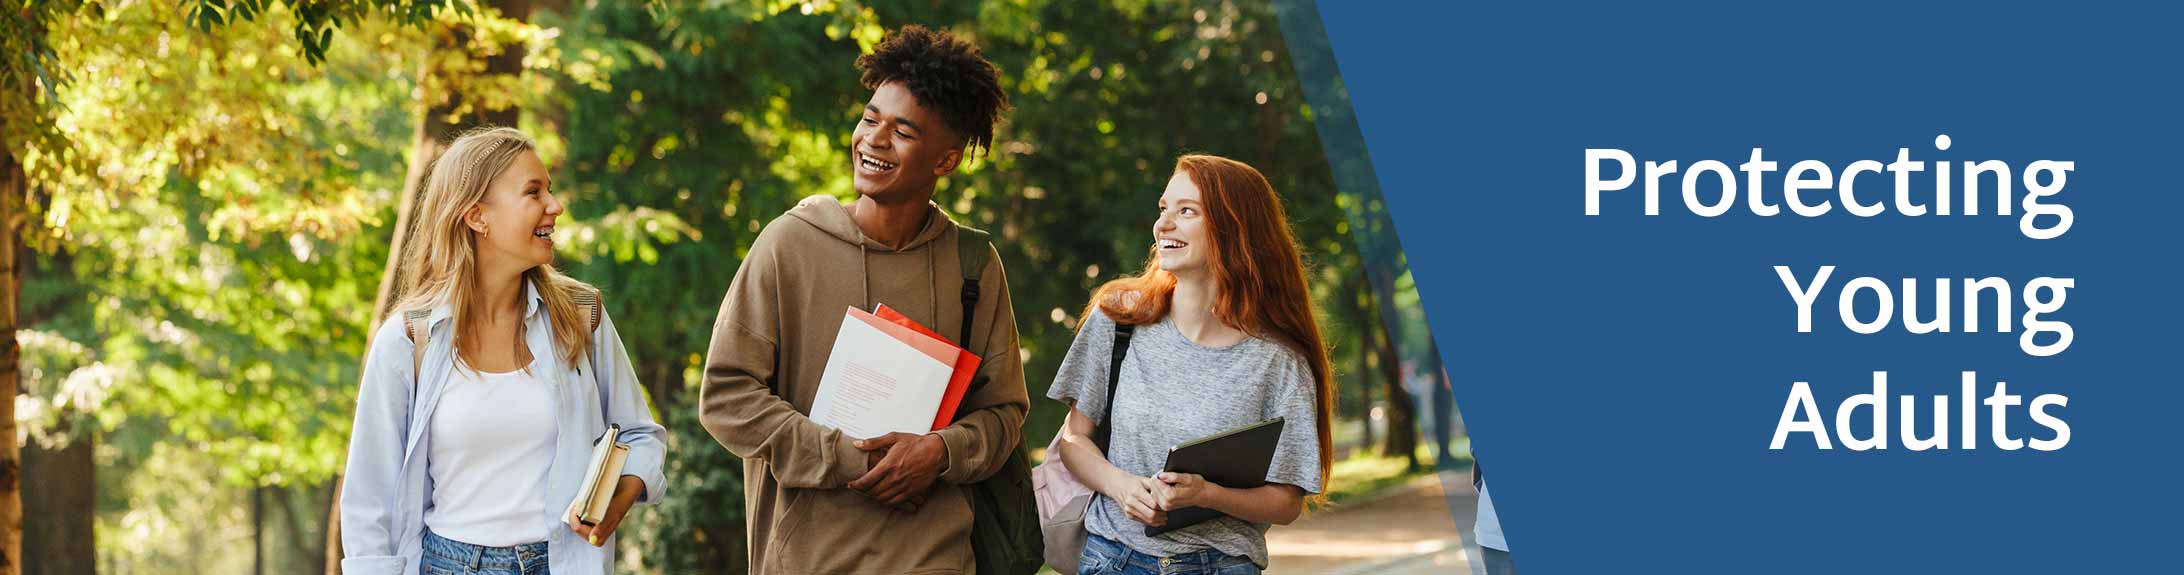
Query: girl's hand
[
  {"left": 1109, "top": 475, "right": 1170, "bottom": 527},
  {"left": 566, "top": 475, "right": 644, "bottom": 546},
  {"left": 1155, "top": 472, "right": 1213, "bottom": 511}
]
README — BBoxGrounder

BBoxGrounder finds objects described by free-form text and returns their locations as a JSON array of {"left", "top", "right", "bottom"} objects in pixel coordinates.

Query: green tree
[
  {"left": 3, "top": 1, "right": 97, "bottom": 571},
  {"left": 7, "top": 2, "right": 1449, "bottom": 573},
  {"left": 10, "top": 1, "right": 447, "bottom": 571}
]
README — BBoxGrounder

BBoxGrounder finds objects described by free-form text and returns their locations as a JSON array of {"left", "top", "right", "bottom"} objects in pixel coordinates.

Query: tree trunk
[
  {"left": 272, "top": 485, "right": 326, "bottom": 575},
  {"left": 329, "top": 3, "right": 534, "bottom": 572},
  {"left": 368, "top": 1, "right": 532, "bottom": 325},
  {"left": 20, "top": 432, "right": 92, "bottom": 575},
  {"left": 253, "top": 487, "right": 267, "bottom": 575},
  {"left": 1350, "top": 285, "right": 1375, "bottom": 453},
  {"left": 2, "top": 135, "right": 27, "bottom": 575},
  {"left": 1363, "top": 267, "right": 1419, "bottom": 469}
]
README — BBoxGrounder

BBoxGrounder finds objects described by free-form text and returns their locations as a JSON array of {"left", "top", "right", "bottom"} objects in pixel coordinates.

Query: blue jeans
[
  {"left": 421, "top": 529, "right": 549, "bottom": 575},
  {"left": 1078, "top": 533, "right": 1260, "bottom": 575}
]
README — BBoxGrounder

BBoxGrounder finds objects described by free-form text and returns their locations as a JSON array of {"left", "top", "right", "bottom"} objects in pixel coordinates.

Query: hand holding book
[
  {"left": 849, "top": 431, "right": 948, "bottom": 509},
  {"left": 565, "top": 424, "right": 643, "bottom": 546},
  {"left": 564, "top": 475, "right": 643, "bottom": 546},
  {"left": 813, "top": 304, "right": 979, "bottom": 511}
]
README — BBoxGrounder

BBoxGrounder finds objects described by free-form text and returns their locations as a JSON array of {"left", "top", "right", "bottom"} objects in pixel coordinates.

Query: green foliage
[
  {"left": 1, "top": 0, "right": 92, "bottom": 182},
  {"left": 181, "top": 0, "right": 468, "bottom": 64},
  {"left": 624, "top": 403, "right": 750, "bottom": 572},
  {"left": 34, "top": 0, "right": 423, "bottom": 486},
  {"left": 18, "top": 2, "right": 427, "bottom": 569},
  {"left": 14, "top": 0, "right": 1446, "bottom": 572}
]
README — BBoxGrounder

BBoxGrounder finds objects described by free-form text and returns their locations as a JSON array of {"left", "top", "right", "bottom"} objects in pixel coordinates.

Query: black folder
[{"left": 1144, "top": 416, "right": 1286, "bottom": 536}]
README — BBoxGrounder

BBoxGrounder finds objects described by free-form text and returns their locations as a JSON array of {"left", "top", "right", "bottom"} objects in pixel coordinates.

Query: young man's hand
[{"left": 848, "top": 432, "right": 948, "bottom": 509}]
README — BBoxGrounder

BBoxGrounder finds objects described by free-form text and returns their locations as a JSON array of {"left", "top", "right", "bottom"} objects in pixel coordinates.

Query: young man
[{"left": 699, "top": 26, "right": 1021, "bottom": 574}]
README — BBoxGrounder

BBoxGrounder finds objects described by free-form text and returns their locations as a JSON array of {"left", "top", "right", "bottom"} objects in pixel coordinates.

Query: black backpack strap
[
  {"left": 949, "top": 225, "right": 995, "bottom": 421},
  {"left": 1090, "top": 323, "right": 1136, "bottom": 451},
  {"left": 955, "top": 225, "right": 992, "bottom": 349}
]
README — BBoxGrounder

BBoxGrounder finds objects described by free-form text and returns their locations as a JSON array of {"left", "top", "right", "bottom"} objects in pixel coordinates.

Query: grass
[{"left": 1321, "top": 443, "right": 1470, "bottom": 506}]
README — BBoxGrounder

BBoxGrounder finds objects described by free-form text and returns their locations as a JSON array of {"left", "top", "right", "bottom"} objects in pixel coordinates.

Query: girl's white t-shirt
[{"left": 423, "top": 362, "right": 558, "bottom": 547}]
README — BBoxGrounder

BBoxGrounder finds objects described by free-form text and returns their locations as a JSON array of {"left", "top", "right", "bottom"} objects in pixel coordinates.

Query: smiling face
[
  {"left": 852, "top": 81, "right": 963, "bottom": 202},
  {"left": 464, "top": 151, "right": 563, "bottom": 272},
  {"left": 1155, "top": 170, "right": 1213, "bottom": 275}
]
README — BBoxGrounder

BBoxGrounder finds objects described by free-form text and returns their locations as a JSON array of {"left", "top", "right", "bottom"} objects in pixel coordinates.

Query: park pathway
[{"left": 1265, "top": 470, "right": 1479, "bottom": 575}]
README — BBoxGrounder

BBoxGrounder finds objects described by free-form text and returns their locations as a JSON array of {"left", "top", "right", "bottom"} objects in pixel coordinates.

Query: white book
[{"left": 809, "top": 306, "right": 959, "bottom": 439}]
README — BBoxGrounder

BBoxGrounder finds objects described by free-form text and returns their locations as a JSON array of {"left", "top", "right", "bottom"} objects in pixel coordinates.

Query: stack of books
[{"left": 809, "top": 305, "right": 982, "bottom": 438}]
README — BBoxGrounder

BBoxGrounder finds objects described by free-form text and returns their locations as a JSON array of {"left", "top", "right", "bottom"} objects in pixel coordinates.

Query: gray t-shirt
[{"left": 1046, "top": 309, "right": 1323, "bottom": 567}]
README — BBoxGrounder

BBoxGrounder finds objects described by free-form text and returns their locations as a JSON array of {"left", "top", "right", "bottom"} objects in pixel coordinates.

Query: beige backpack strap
[
  {"left": 570, "top": 287, "right": 601, "bottom": 333},
  {"left": 566, "top": 288, "right": 603, "bottom": 376},
  {"left": 405, "top": 308, "right": 432, "bottom": 376}
]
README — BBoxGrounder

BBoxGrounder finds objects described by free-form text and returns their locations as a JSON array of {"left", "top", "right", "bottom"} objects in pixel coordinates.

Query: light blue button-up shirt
[{"left": 340, "top": 281, "right": 667, "bottom": 575}]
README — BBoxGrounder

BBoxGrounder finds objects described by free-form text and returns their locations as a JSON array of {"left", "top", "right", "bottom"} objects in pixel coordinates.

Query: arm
[
  {"left": 1057, "top": 404, "right": 1170, "bottom": 526},
  {"left": 591, "top": 306, "right": 667, "bottom": 504},
  {"left": 1040, "top": 307, "right": 1167, "bottom": 525},
  {"left": 338, "top": 320, "right": 418, "bottom": 575},
  {"left": 1054, "top": 405, "right": 1137, "bottom": 500},
  {"left": 697, "top": 237, "right": 868, "bottom": 489},
  {"left": 1155, "top": 474, "right": 1307, "bottom": 525}
]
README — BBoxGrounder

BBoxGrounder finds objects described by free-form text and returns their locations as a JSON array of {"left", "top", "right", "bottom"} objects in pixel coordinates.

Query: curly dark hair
[{"left": 856, "top": 25, "right": 1011, "bottom": 156}]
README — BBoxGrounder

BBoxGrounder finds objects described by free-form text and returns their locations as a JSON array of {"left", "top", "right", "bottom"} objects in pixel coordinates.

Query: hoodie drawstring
[{"left": 841, "top": 200, "right": 944, "bottom": 320}]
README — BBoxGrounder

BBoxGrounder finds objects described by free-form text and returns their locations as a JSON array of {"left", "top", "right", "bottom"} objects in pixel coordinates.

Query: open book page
[{"left": 809, "top": 306, "right": 958, "bottom": 439}]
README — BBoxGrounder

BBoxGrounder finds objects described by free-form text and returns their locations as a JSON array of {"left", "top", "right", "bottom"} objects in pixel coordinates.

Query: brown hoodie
[{"left": 700, "top": 195, "right": 1027, "bottom": 575}]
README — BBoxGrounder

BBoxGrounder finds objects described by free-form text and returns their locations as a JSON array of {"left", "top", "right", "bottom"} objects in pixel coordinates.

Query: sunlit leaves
[
  {"left": 555, "top": 206, "right": 700, "bottom": 265},
  {"left": 182, "top": 0, "right": 469, "bottom": 65},
  {"left": 31, "top": 2, "right": 423, "bottom": 506}
]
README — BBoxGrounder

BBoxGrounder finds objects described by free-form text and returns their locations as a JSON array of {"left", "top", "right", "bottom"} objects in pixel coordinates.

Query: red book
[{"left": 873, "top": 305, "right": 983, "bottom": 431}]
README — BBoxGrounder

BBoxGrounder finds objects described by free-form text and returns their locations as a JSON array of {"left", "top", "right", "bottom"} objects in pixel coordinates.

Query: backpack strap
[
  {"left": 403, "top": 287, "right": 602, "bottom": 378},
  {"left": 947, "top": 225, "right": 996, "bottom": 422},
  {"left": 954, "top": 224, "right": 993, "bottom": 349},
  {"left": 405, "top": 308, "right": 432, "bottom": 378},
  {"left": 570, "top": 286, "right": 603, "bottom": 333},
  {"left": 1090, "top": 324, "right": 1136, "bottom": 452}
]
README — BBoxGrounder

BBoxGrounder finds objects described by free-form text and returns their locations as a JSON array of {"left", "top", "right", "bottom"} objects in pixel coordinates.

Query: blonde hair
[{"left": 392, "top": 127, "right": 594, "bottom": 370}]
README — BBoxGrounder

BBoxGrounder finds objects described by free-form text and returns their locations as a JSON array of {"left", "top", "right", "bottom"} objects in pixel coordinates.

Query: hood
[{"left": 786, "top": 194, "right": 956, "bottom": 252}]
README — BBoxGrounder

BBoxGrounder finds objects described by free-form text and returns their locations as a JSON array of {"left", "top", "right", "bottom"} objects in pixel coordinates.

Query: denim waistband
[
  {"left": 1085, "top": 532, "right": 1246, "bottom": 571},
  {"left": 422, "top": 528, "right": 549, "bottom": 571}
]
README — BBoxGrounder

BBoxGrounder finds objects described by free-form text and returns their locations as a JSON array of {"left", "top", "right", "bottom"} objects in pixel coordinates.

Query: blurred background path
[{"left": 1268, "top": 469, "right": 1477, "bottom": 575}]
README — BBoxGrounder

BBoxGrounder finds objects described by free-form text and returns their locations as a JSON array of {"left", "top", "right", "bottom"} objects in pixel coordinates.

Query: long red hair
[{"left": 1084, "top": 154, "right": 1336, "bottom": 503}]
